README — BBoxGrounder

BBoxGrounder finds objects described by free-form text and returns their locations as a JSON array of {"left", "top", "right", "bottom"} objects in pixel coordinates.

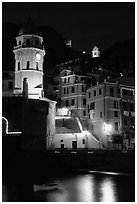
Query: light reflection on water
[{"left": 3, "top": 172, "right": 134, "bottom": 202}]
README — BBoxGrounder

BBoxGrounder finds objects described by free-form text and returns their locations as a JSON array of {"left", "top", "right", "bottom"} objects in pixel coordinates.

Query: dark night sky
[{"left": 2, "top": 2, "right": 135, "bottom": 53}]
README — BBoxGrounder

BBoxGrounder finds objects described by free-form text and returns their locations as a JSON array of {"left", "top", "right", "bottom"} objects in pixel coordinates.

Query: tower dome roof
[{"left": 18, "top": 17, "right": 40, "bottom": 36}]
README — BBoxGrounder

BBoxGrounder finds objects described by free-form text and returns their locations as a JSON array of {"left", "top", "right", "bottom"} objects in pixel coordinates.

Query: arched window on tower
[
  {"left": 36, "top": 62, "right": 39, "bottom": 70},
  {"left": 26, "top": 61, "right": 30, "bottom": 69},
  {"left": 18, "top": 62, "right": 20, "bottom": 70}
]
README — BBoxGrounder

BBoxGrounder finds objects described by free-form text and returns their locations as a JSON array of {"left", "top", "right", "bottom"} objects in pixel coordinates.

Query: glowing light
[
  {"left": 100, "top": 178, "right": 116, "bottom": 202},
  {"left": 76, "top": 175, "right": 95, "bottom": 202},
  {"left": 2, "top": 117, "right": 22, "bottom": 135},
  {"left": 56, "top": 107, "right": 70, "bottom": 116},
  {"left": 82, "top": 51, "right": 86, "bottom": 54},
  {"left": 104, "top": 122, "right": 112, "bottom": 133}
]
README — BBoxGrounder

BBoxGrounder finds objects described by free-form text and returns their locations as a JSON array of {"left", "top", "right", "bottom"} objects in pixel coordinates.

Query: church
[{"left": 2, "top": 18, "right": 56, "bottom": 151}]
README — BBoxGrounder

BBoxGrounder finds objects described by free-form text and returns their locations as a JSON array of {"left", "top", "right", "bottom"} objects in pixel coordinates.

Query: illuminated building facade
[
  {"left": 59, "top": 69, "right": 92, "bottom": 120},
  {"left": 86, "top": 79, "right": 135, "bottom": 148},
  {"left": 92, "top": 46, "right": 100, "bottom": 58},
  {"left": 2, "top": 19, "right": 56, "bottom": 150},
  {"left": 13, "top": 20, "right": 45, "bottom": 99}
]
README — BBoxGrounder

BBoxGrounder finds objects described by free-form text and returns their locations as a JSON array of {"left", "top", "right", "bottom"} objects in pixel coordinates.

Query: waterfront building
[
  {"left": 54, "top": 108, "right": 102, "bottom": 149},
  {"left": 86, "top": 78, "right": 135, "bottom": 148}
]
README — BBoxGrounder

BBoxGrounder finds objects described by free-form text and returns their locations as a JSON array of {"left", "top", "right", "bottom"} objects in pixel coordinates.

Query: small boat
[{"left": 33, "top": 183, "right": 58, "bottom": 192}]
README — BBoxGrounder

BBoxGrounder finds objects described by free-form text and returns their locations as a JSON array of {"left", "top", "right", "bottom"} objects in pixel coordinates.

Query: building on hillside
[
  {"left": 86, "top": 78, "right": 135, "bottom": 148},
  {"left": 59, "top": 69, "right": 93, "bottom": 120},
  {"left": 92, "top": 46, "right": 100, "bottom": 58}
]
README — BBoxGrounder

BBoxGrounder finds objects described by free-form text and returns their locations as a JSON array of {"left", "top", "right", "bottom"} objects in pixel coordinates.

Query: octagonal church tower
[{"left": 13, "top": 18, "right": 45, "bottom": 99}]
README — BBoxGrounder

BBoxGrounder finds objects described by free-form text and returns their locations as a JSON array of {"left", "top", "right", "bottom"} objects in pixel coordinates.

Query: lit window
[
  {"left": 114, "top": 111, "right": 118, "bottom": 117},
  {"left": 99, "top": 88, "right": 102, "bottom": 95},
  {"left": 114, "top": 101, "right": 118, "bottom": 108}
]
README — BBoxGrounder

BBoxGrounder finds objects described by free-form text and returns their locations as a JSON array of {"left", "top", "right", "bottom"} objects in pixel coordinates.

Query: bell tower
[
  {"left": 92, "top": 46, "right": 100, "bottom": 58},
  {"left": 13, "top": 19, "right": 45, "bottom": 99}
]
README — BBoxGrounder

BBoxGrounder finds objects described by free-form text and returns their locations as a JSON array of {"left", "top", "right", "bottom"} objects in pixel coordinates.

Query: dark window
[
  {"left": 82, "top": 85, "right": 85, "bottom": 92},
  {"left": 61, "top": 144, "right": 64, "bottom": 149},
  {"left": 36, "top": 62, "right": 39, "bottom": 70},
  {"left": 71, "top": 86, "right": 75, "bottom": 93},
  {"left": 110, "top": 87, "right": 114, "bottom": 96},
  {"left": 18, "top": 62, "right": 20, "bottom": 70},
  {"left": 61, "top": 140, "right": 63, "bottom": 142},
  {"left": 115, "top": 122, "right": 118, "bottom": 131},
  {"left": 83, "top": 139, "right": 85, "bottom": 144},
  {"left": 83, "top": 98, "right": 86, "bottom": 105},
  {"left": 122, "top": 89, "right": 133, "bottom": 96},
  {"left": 91, "top": 125, "right": 94, "bottom": 130},
  {"left": 8, "top": 81, "right": 13, "bottom": 90},
  {"left": 71, "top": 99, "right": 75, "bottom": 106},
  {"left": 64, "top": 78, "right": 66, "bottom": 83},
  {"left": 99, "top": 88, "right": 102, "bottom": 95},
  {"left": 90, "top": 102, "right": 95, "bottom": 110},
  {"left": 88, "top": 104, "right": 90, "bottom": 112},
  {"left": 100, "top": 112, "right": 103, "bottom": 118},
  {"left": 114, "top": 111, "right": 118, "bottom": 117},
  {"left": 35, "top": 40, "right": 39, "bottom": 45},
  {"left": 114, "top": 101, "right": 118, "bottom": 108},
  {"left": 64, "top": 88, "right": 66, "bottom": 95},
  {"left": 83, "top": 110, "right": 86, "bottom": 116},
  {"left": 131, "top": 117, "right": 134, "bottom": 126},
  {"left": 68, "top": 77, "right": 70, "bottom": 83},
  {"left": 124, "top": 117, "right": 128, "bottom": 125},
  {"left": 19, "top": 41, "right": 21, "bottom": 45},
  {"left": 26, "top": 39, "right": 30, "bottom": 45},
  {"left": 67, "top": 88, "right": 69, "bottom": 94},
  {"left": 72, "top": 141, "right": 77, "bottom": 150},
  {"left": 94, "top": 90, "right": 96, "bottom": 96},
  {"left": 122, "top": 102, "right": 128, "bottom": 110},
  {"left": 66, "top": 100, "right": 68, "bottom": 106},
  {"left": 89, "top": 92, "right": 91, "bottom": 98},
  {"left": 26, "top": 61, "right": 30, "bottom": 69},
  {"left": 130, "top": 103, "right": 134, "bottom": 112}
]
